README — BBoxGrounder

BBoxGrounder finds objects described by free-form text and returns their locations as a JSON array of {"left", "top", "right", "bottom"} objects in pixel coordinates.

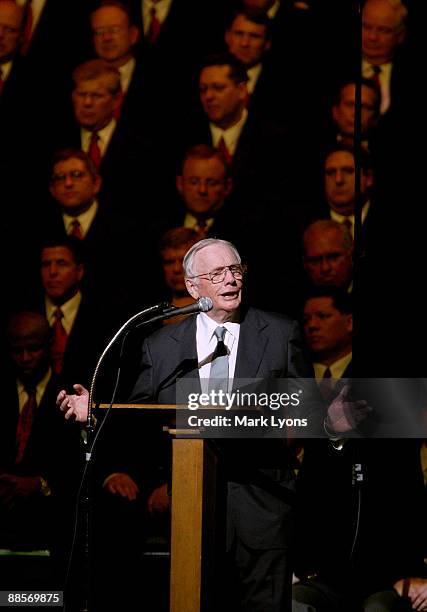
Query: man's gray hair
[{"left": 183, "top": 238, "right": 241, "bottom": 279}]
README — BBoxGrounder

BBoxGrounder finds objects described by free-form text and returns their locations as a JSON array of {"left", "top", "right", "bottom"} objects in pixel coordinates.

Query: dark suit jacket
[
  {"left": 129, "top": 306, "right": 319, "bottom": 549},
  {"left": 0, "top": 372, "right": 81, "bottom": 494},
  {"left": 0, "top": 371, "right": 82, "bottom": 549}
]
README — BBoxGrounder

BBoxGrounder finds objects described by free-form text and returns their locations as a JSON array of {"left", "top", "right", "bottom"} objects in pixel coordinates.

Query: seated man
[{"left": 0, "top": 311, "right": 81, "bottom": 585}]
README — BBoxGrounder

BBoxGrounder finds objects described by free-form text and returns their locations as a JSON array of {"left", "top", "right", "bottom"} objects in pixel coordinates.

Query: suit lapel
[
  {"left": 162, "top": 316, "right": 201, "bottom": 395},
  {"left": 234, "top": 308, "right": 269, "bottom": 380}
]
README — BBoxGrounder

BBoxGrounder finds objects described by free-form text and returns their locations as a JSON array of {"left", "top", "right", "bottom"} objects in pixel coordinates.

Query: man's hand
[
  {"left": 57, "top": 384, "right": 89, "bottom": 422},
  {"left": 0, "top": 474, "right": 43, "bottom": 510},
  {"left": 394, "top": 578, "right": 427, "bottom": 611},
  {"left": 326, "top": 384, "right": 371, "bottom": 434},
  {"left": 147, "top": 483, "right": 170, "bottom": 516},
  {"left": 104, "top": 473, "right": 140, "bottom": 501}
]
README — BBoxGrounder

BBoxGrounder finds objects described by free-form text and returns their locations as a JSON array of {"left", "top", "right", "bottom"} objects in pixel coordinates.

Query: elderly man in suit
[{"left": 58, "top": 237, "right": 366, "bottom": 610}]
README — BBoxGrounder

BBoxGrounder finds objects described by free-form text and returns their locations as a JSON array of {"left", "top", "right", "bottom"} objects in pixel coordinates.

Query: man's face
[
  {"left": 9, "top": 328, "right": 49, "bottom": 381},
  {"left": 91, "top": 6, "right": 138, "bottom": 66},
  {"left": 362, "top": 0, "right": 405, "bottom": 65},
  {"left": 49, "top": 158, "right": 101, "bottom": 214},
  {"left": 176, "top": 156, "right": 232, "bottom": 218},
  {"left": 332, "top": 84, "right": 379, "bottom": 139},
  {"left": 185, "top": 243, "right": 243, "bottom": 323},
  {"left": 225, "top": 14, "right": 270, "bottom": 68},
  {"left": 0, "top": 1, "right": 23, "bottom": 63},
  {"left": 199, "top": 65, "right": 247, "bottom": 130},
  {"left": 324, "top": 150, "right": 372, "bottom": 215},
  {"left": 304, "top": 229, "right": 353, "bottom": 288},
  {"left": 161, "top": 245, "right": 188, "bottom": 295},
  {"left": 72, "top": 75, "right": 119, "bottom": 131},
  {"left": 303, "top": 297, "right": 352, "bottom": 357},
  {"left": 41, "top": 246, "right": 84, "bottom": 304}
]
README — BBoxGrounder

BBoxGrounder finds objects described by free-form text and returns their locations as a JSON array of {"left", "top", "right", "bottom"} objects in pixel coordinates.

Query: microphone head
[{"left": 198, "top": 297, "right": 213, "bottom": 312}]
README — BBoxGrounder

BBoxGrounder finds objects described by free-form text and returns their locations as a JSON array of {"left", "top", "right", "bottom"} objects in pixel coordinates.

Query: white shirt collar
[
  {"left": 268, "top": 0, "right": 281, "bottom": 18},
  {"left": 246, "top": 63, "right": 263, "bottom": 94},
  {"left": 313, "top": 352, "right": 352, "bottom": 382},
  {"left": 63, "top": 200, "right": 98, "bottom": 239},
  {"left": 118, "top": 57, "right": 136, "bottom": 93},
  {"left": 0, "top": 60, "right": 13, "bottom": 82},
  {"left": 17, "top": 367, "right": 52, "bottom": 413},
  {"left": 142, "top": 0, "right": 173, "bottom": 34},
  {"left": 210, "top": 108, "right": 248, "bottom": 157},
  {"left": 362, "top": 58, "right": 392, "bottom": 114},
  {"left": 81, "top": 119, "right": 116, "bottom": 157},
  {"left": 184, "top": 212, "right": 214, "bottom": 232},
  {"left": 45, "top": 290, "right": 82, "bottom": 335},
  {"left": 330, "top": 200, "right": 371, "bottom": 238}
]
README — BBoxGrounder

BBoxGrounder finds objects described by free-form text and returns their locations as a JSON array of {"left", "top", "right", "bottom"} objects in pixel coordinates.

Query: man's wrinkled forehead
[{"left": 194, "top": 244, "right": 238, "bottom": 271}]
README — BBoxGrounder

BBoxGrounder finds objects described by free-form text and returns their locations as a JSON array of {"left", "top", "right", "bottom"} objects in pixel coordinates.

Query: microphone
[
  {"left": 162, "top": 297, "right": 213, "bottom": 320},
  {"left": 86, "top": 301, "right": 168, "bottom": 428}
]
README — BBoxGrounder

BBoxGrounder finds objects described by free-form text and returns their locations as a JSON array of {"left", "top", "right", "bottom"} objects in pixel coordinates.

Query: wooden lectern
[{"left": 98, "top": 404, "right": 219, "bottom": 612}]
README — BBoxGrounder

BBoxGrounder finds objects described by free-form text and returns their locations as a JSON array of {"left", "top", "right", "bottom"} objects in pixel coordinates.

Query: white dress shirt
[
  {"left": 45, "top": 291, "right": 82, "bottom": 336},
  {"left": 142, "top": 0, "right": 173, "bottom": 34},
  {"left": 362, "top": 58, "right": 392, "bottom": 115},
  {"left": 267, "top": 0, "right": 281, "bottom": 18},
  {"left": 81, "top": 119, "right": 117, "bottom": 159},
  {"left": 17, "top": 368, "right": 52, "bottom": 413},
  {"left": 196, "top": 312, "right": 240, "bottom": 394},
  {"left": 210, "top": 108, "right": 248, "bottom": 157},
  {"left": 0, "top": 60, "right": 13, "bottom": 82},
  {"left": 183, "top": 212, "right": 214, "bottom": 233},
  {"left": 313, "top": 352, "right": 352, "bottom": 383},
  {"left": 246, "top": 63, "right": 263, "bottom": 95},
  {"left": 16, "top": 0, "right": 46, "bottom": 34},
  {"left": 118, "top": 57, "right": 136, "bottom": 94},
  {"left": 63, "top": 200, "right": 98, "bottom": 240},
  {"left": 330, "top": 201, "right": 371, "bottom": 239}
]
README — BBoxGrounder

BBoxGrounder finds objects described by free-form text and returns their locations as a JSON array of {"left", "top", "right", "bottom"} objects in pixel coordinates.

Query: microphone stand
[
  {"left": 77, "top": 302, "right": 169, "bottom": 612},
  {"left": 75, "top": 297, "right": 212, "bottom": 611}
]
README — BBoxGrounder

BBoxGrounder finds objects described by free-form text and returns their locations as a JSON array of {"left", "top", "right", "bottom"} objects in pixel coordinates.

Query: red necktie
[
  {"left": 20, "top": 0, "right": 33, "bottom": 56},
  {"left": 88, "top": 132, "right": 101, "bottom": 169},
  {"left": 370, "top": 64, "right": 382, "bottom": 106},
  {"left": 69, "top": 219, "right": 83, "bottom": 240},
  {"left": 147, "top": 6, "right": 161, "bottom": 44},
  {"left": 217, "top": 136, "right": 232, "bottom": 166},
  {"left": 15, "top": 385, "right": 37, "bottom": 464},
  {"left": 51, "top": 308, "right": 68, "bottom": 374}
]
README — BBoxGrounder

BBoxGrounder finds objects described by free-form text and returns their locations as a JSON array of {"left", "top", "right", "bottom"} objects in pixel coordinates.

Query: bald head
[
  {"left": 303, "top": 220, "right": 353, "bottom": 289},
  {"left": 362, "top": 0, "right": 407, "bottom": 65}
]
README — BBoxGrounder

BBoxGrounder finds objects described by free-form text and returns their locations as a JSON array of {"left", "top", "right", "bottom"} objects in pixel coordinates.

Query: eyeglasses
[
  {"left": 93, "top": 26, "right": 124, "bottom": 36},
  {"left": 189, "top": 264, "right": 247, "bottom": 284},
  {"left": 51, "top": 170, "right": 88, "bottom": 183}
]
